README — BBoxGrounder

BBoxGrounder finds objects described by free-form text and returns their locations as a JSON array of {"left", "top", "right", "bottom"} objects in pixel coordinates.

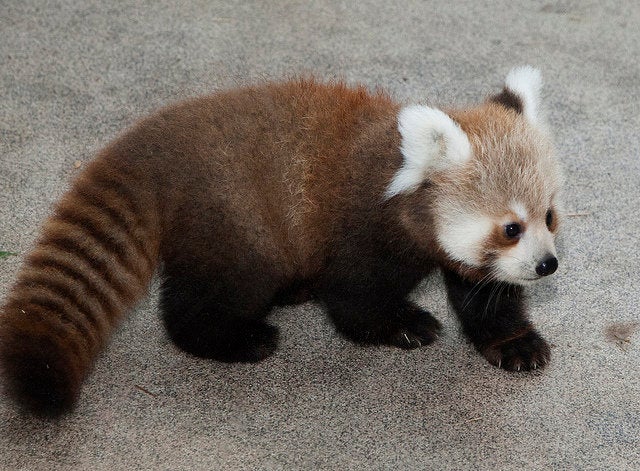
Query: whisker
[
  {"left": 483, "top": 281, "right": 502, "bottom": 319},
  {"left": 460, "top": 272, "right": 495, "bottom": 312},
  {"left": 494, "top": 282, "right": 507, "bottom": 315}
]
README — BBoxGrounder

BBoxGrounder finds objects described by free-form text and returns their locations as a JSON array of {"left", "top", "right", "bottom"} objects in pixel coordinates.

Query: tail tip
[{"left": 0, "top": 331, "right": 81, "bottom": 417}]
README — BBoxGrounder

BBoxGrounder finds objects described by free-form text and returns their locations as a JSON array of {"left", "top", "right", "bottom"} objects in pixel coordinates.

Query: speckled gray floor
[{"left": 1, "top": 1, "right": 639, "bottom": 469}]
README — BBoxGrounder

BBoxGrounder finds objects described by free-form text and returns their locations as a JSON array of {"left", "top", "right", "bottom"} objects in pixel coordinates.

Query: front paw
[
  {"left": 389, "top": 307, "right": 442, "bottom": 349},
  {"left": 481, "top": 329, "right": 550, "bottom": 371}
]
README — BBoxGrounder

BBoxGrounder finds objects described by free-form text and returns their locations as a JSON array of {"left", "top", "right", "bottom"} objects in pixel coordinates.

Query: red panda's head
[{"left": 387, "top": 66, "right": 562, "bottom": 285}]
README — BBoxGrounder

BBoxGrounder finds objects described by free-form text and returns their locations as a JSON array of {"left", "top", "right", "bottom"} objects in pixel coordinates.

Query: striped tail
[{"left": 0, "top": 154, "right": 160, "bottom": 415}]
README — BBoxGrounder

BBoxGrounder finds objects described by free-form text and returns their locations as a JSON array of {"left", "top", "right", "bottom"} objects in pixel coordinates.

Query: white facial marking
[
  {"left": 504, "top": 65, "right": 542, "bottom": 124},
  {"left": 494, "top": 222, "right": 557, "bottom": 284},
  {"left": 437, "top": 210, "right": 493, "bottom": 266},
  {"left": 385, "top": 105, "right": 471, "bottom": 199},
  {"left": 511, "top": 202, "right": 528, "bottom": 222}
]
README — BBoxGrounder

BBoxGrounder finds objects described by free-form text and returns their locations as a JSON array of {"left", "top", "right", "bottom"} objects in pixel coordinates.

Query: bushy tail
[{"left": 0, "top": 153, "right": 160, "bottom": 416}]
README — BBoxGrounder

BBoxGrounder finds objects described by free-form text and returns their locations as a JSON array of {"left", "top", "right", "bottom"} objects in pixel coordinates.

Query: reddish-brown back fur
[
  {"left": 95, "top": 80, "right": 402, "bottom": 286},
  {"left": 0, "top": 80, "right": 405, "bottom": 414}
]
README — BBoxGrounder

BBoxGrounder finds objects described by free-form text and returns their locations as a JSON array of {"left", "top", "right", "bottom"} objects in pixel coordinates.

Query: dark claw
[
  {"left": 482, "top": 330, "right": 551, "bottom": 371},
  {"left": 389, "top": 308, "right": 441, "bottom": 349}
]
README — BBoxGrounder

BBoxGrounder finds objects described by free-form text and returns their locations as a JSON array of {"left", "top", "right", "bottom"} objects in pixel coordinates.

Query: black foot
[
  {"left": 388, "top": 307, "right": 442, "bottom": 349},
  {"left": 330, "top": 302, "right": 442, "bottom": 348},
  {"left": 481, "top": 329, "right": 550, "bottom": 371},
  {"left": 169, "top": 319, "right": 279, "bottom": 363}
]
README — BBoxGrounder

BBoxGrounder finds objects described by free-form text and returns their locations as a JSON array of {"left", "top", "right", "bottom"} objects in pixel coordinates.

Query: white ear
[
  {"left": 385, "top": 105, "right": 471, "bottom": 199},
  {"left": 504, "top": 65, "right": 542, "bottom": 123}
]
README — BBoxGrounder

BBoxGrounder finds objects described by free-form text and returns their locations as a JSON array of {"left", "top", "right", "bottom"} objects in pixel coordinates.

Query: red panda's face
[
  {"left": 387, "top": 67, "right": 562, "bottom": 285},
  {"left": 489, "top": 203, "right": 560, "bottom": 283},
  {"left": 429, "top": 107, "right": 561, "bottom": 285},
  {"left": 431, "top": 109, "right": 562, "bottom": 285}
]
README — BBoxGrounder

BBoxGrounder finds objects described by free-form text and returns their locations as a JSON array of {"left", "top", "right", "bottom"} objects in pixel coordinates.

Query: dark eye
[
  {"left": 504, "top": 223, "right": 522, "bottom": 238},
  {"left": 546, "top": 209, "right": 553, "bottom": 228}
]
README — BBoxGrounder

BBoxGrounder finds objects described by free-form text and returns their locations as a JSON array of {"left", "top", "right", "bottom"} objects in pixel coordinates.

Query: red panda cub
[{"left": 0, "top": 66, "right": 561, "bottom": 415}]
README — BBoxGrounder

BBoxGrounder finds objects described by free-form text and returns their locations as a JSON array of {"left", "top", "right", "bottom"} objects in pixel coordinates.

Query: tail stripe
[
  {"left": 15, "top": 270, "right": 104, "bottom": 347},
  {"left": 89, "top": 172, "right": 141, "bottom": 214},
  {"left": 41, "top": 223, "right": 140, "bottom": 302},
  {"left": 3, "top": 296, "right": 90, "bottom": 379},
  {"left": 15, "top": 295, "right": 91, "bottom": 360},
  {"left": 25, "top": 254, "right": 112, "bottom": 331},
  {"left": 55, "top": 204, "right": 146, "bottom": 282},
  {"left": 27, "top": 247, "right": 126, "bottom": 324},
  {"left": 87, "top": 171, "right": 156, "bottom": 243},
  {"left": 73, "top": 185, "right": 156, "bottom": 270}
]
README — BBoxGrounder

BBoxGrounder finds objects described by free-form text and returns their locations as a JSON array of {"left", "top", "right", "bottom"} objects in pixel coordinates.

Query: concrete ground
[{"left": 1, "top": 0, "right": 638, "bottom": 469}]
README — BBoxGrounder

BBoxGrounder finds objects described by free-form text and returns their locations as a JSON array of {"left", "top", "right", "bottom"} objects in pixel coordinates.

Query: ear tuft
[
  {"left": 385, "top": 105, "right": 471, "bottom": 199},
  {"left": 503, "top": 65, "right": 542, "bottom": 123}
]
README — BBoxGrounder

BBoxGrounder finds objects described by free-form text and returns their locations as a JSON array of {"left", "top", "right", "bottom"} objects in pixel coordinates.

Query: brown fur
[
  {"left": 143, "top": 80, "right": 400, "bottom": 275},
  {"left": 0, "top": 77, "right": 558, "bottom": 414},
  {"left": 1, "top": 155, "right": 161, "bottom": 412},
  {"left": 0, "top": 80, "right": 406, "bottom": 413},
  {"left": 449, "top": 103, "right": 558, "bottom": 217}
]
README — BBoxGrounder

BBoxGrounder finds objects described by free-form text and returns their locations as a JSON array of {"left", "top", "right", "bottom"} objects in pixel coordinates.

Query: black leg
[
  {"left": 159, "top": 266, "right": 279, "bottom": 363},
  {"left": 443, "top": 270, "right": 550, "bottom": 371},
  {"left": 317, "top": 277, "right": 441, "bottom": 349}
]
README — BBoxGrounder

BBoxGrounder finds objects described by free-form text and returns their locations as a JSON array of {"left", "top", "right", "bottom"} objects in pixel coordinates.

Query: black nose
[{"left": 536, "top": 256, "right": 558, "bottom": 277}]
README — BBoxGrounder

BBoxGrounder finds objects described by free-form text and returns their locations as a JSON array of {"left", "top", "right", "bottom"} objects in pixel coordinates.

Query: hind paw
[
  {"left": 481, "top": 330, "right": 550, "bottom": 371},
  {"left": 389, "top": 308, "right": 442, "bottom": 349},
  {"left": 231, "top": 322, "right": 279, "bottom": 363},
  {"left": 168, "top": 319, "right": 279, "bottom": 363}
]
